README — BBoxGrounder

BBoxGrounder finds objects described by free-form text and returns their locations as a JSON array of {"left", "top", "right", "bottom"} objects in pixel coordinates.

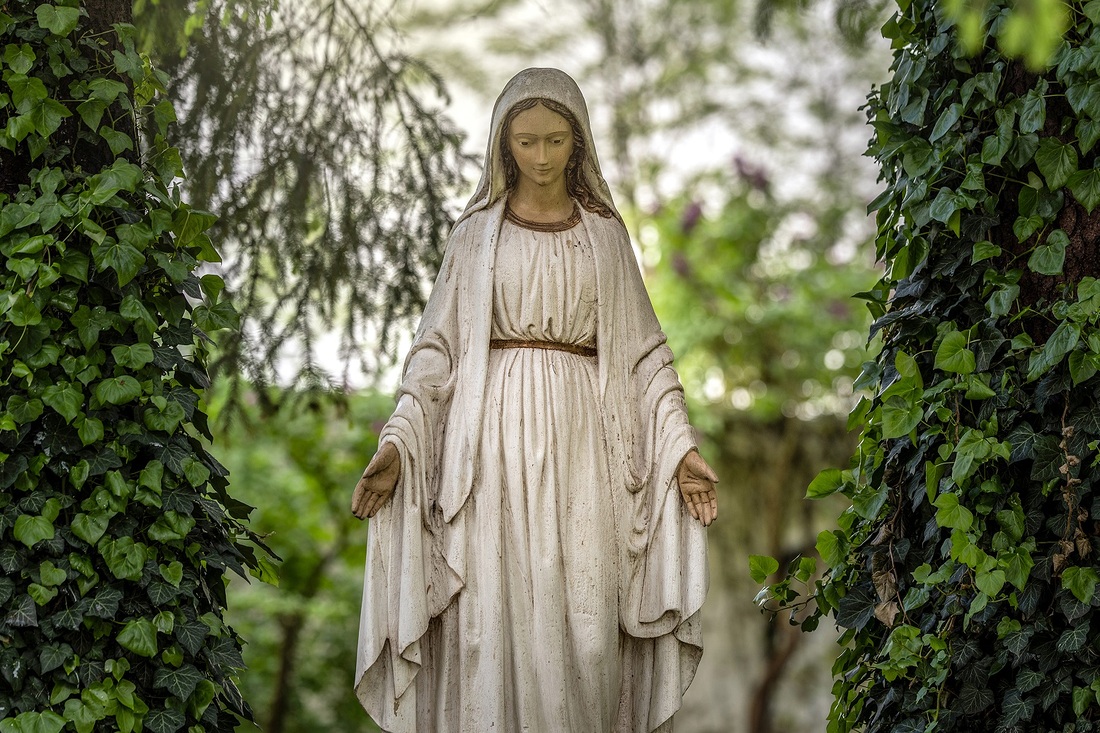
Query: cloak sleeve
[
  {"left": 586, "top": 213, "right": 708, "bottom": 732},
  {"left": 354, "top": 218, "right": 478, "bottom": 730}
]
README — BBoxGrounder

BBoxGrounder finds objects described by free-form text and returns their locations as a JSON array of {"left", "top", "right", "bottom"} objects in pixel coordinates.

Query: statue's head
[{"left": 457, "top": 67, "right": 621, "bottom": 225}]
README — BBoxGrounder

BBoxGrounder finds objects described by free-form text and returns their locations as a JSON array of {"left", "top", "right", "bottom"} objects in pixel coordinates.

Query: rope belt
[{"left": 489, "top": 338, "right": 597, "bottom": 358}]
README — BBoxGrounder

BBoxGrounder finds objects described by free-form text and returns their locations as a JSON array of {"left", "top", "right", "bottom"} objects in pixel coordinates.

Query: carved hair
[{"left": 500, "top": 97, "right": 615, "bottom": 219}]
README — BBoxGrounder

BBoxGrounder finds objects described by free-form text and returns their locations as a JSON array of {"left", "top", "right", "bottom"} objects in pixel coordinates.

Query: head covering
[{"left": 457, "top": 68, "right": 621, "bottom": 225}]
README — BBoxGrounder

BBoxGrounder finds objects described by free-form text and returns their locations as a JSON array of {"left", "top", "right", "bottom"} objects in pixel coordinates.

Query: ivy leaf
[
  {"left": 881, "top": 395, "right": 923, "bottom": 438},
  {"left": 976, "top": 568, "right": 1006, "bottom": 597},
  {"left": 8, "top": 395, "right": 43, "bottom": 424},
  {"left": 981, "top": 127, "right": 1012, "bottom": 165},
  {"left": 1062, "top": 566, "right": 1099, "bottom": 603},
  {"left": 1035, "top": 138, "right": 1079, "bottom": 191},
  {"left": 85, "top": 160, "right": 142, "bottom": 203},
  {"left": 144, "top": 708, "right": 185, "bottom": 733},
  {"left": 5, "top": 594, "right": 37, "bottom": 627},
  {"left": 1001, "top": 689, "right": 1035, "bottom": 726},
  {"left": 100, "top": 126, "right": 133, "bottom": 156},
  {"left": 39, "top": 642, "right": 71, "bottom": 674},
  {"left": 39, "top": 561, "right": 66, "bottom": 587},
  {"left": 1078, "top": 118, "right": 1100, "bottom": 155},
  {"left": 62, "top": 698, "right": 101, "bottom": 733},
  {"left": 144, "top": 400, "right": 185, "bottom": 434},
  {"left": 749, "top": 554, "right": 779, "bottom": 583},
  {"left": 836, "top": 584, "right": 876, "bottom": 630},
  {"left": 3, "top": 43, "right": 34, "bottom": 74},
  {"left": 0, "top": 711, "right": 66, "bottom": 733},
  {"left": 1067, "top": 168, "right": 1100, "bottom": 213},
  {"left": 91, "top": 239, "right": 145, "bottom": 286},
  {"left": 8, "top": 292, "right": 42, "bottom": 326},
  {"left": 76, "top": 99, "right": 106, "bottom": 132},
  {"left": 972, "top": 240, "right": 1001, "bottom": 263},
  {"left": 934, "top": 493, "right": 974, "bottom": 532},
  {"left": 1013, "top": 214, "right": 1043, "bottom": 242},
  {"left": 1073, "top": 686, "right": 1093, "bottom": 717},
  {"left": 77, "top": 415, "right": 103, "bottom": 445},
  {"left": 816, "top": 530, "right": 846, "bottom": 567},
  {"left": 1027, "top": 321, "right": 1080, "bottom": 381},
  {"left": 159, "top": 561, "right": 183, "bottom": 587},
  {"left": 959, "top": 683, "right": 995, "bottom": 713},
  {"left": 99, "top": 537, "right": 148, "bottom": 581},
  {"left": 987, "top": 284, "right": 1019, "bottom": 316},
  {"left": 70, "top": 511, "right": 110, "bottom": 545},
  {"left": 13, "top": 513, "right": 54, "bottom": 547},
  {"left": 935, "top": 331, "right": 976, "bottom": 374},
  {"left": 148, "top": 511, "right": 195, "bottom": 542},
  {"left": 153, "top": 664, "right": 203, "bottom": 700},
  {"left": 35, "top": 4, "right": 81, "bottom": 36},
  {"left": 1057, "top": 623, "right": 1088, "bottom": 652},
  {"left": 113, "top": 343, "right": 155, "bottom": 369},
  {"left": 930, "top": 102, "right": 962, "bottom": 141},
  {"left": 41, "top": 381, "right": 82, "bottom": 422},
  {"left": 117, "top": 618, "right": 158, "bottom": 657},
  {"left": 87, "top": 586, "right": 122, "bottom": 619},
  {"left": 1028, "top": 229, "right": 1068, "bottom": 275},
  {"left": 806, "top": 468, "right": 844, "bottom": 499},
  {"left": 192, "top": 301, "right": 239, "bottom": 332},
  {"left": 1019, "top": 87, "right": 1046, "bottom": 134},
  {"left": 28, "top": 97, "right": 69, "bottom": 137},
  {"left": 174, "top": 621, "right": 209, "bottom": 655},
  {"left": 94, "top": 376, "right": 142, "bottom": 405}
]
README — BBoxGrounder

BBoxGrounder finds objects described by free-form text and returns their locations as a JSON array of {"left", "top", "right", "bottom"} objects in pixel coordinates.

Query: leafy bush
[
  {"left": 1, "top": 3, "right": 264, "bottom": 731},
  {"left": 760, "top": 1, "right": 1100, "bottom": 731}
]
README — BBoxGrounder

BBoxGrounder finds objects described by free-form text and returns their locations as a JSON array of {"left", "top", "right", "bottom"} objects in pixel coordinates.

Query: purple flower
[{"left": 681, "top": 201, "right": 703, "bottom": 233}]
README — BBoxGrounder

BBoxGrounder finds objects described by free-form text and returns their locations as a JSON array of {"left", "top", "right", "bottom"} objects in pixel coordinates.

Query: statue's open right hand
[{"left": 351, "top": 441, "right": 400, "bottom": 519}]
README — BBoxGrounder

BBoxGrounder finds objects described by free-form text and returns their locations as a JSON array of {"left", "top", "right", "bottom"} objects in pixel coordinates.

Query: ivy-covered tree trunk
[
  {"left": 765, "top": 1, "right": 1100, "bottom": 731},
  {"left": 1, "top": 2, "right": 263, "bottom": 731}
]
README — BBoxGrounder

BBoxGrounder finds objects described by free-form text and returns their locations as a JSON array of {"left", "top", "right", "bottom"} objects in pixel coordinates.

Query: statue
[{"left": 351, "top": 67, "right": 718, "bottom": 733}]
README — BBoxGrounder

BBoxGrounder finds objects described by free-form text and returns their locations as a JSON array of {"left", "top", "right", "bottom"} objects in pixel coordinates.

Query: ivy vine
[
  {"left": 1, "top": 2, "right": 267, "bottom": 732},
  {"left": 759, "top": 1, "right": 1100, "bottom": 731}
]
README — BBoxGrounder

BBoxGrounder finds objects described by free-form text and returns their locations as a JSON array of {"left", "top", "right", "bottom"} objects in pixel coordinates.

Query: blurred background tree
[
  {"left": 207, "top": 391, "right": 388, "bottom": 733},
  {"left": 132, "top": 0, "right": 471, "bottom": 395}
]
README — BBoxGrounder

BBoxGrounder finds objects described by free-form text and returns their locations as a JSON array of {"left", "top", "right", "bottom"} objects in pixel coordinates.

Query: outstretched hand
[
  {"left": 351, "top": 441, "right": 400, "bottom": 520},
  {"left": 676, "top": 449, "right": 718, "bottom": 527}
]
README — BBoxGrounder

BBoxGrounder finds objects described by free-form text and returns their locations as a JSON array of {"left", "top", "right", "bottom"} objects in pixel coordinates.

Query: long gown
[
  {"left": 356, "top": 200, "right": 705, "bottom": 733},
  {"left": 422, "top": 210, "right": 620, "bottom": 730}
]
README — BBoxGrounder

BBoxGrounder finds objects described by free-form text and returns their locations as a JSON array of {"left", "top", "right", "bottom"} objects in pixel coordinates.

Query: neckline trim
[{"left": 505, "top": 204, "right": 582, "bottom": 232}]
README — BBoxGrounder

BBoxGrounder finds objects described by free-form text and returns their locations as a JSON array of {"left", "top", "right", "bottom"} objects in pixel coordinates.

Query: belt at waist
[{"left": 489, "top": 338, "right": 597, "bottom": 358}]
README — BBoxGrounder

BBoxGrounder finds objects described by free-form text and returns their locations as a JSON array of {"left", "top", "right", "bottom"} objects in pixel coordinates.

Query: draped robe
[{"left": 355, "top": 200, "right": 708, "bottom": 732}]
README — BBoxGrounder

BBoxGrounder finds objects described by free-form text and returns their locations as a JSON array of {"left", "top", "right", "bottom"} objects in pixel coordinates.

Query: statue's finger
[
  {"left": 364, "top": 494, "right": 380, "bottom": 518},
  {"left": 694, "top": 493, "right": 707, "bottom": 524},
  {"left": 683, "top": 490, "right": 699, "bottom": 520}
]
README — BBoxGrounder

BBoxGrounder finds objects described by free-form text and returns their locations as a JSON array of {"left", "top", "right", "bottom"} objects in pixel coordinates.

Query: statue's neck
[{"left": 507, "top": 181, "right": 574, "bottom": 223}]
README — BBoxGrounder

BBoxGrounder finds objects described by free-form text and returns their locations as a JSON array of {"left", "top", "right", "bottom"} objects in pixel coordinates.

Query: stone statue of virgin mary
[{"left": 351, "top": 67, "right": 718, "bottom": 733}]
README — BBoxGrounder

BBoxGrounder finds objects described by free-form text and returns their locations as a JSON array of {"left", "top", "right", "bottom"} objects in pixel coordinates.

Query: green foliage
[
  {"left": 757, "top": 1, "right": 1100, "bottom": 731},
  {"left": 639, "top": 171, "right": 879, "bottom": 424},
  {"left": 1, "top": 2, "right": 265, "bottom": 730},
  {"left": 134, "top": 0, "right": 471, "bottom": 392},
  {"left": 944, "top": 0, "right": 1071, "bottom": 69},
  {"left": 209, "top": 390, "right": 387, "bottom": 732}
]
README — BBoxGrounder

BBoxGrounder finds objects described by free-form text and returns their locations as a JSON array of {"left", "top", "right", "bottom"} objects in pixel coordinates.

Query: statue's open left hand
[
  {"left": 676, "top": 449, "right": 718, "bottom": 527},
  {"left": 351, "top": 441, "right": 400, "bottom": 520}
]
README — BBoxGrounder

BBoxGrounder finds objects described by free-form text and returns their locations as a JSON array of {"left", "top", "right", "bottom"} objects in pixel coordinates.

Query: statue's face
[{"left": 507, "top": 103, "right": 574, "bottom": 192}]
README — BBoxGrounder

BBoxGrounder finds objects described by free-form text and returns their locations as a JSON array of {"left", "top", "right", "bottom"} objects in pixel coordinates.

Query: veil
[{"left": 456, "top": 67, "right": 622, "bottom": 225}]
